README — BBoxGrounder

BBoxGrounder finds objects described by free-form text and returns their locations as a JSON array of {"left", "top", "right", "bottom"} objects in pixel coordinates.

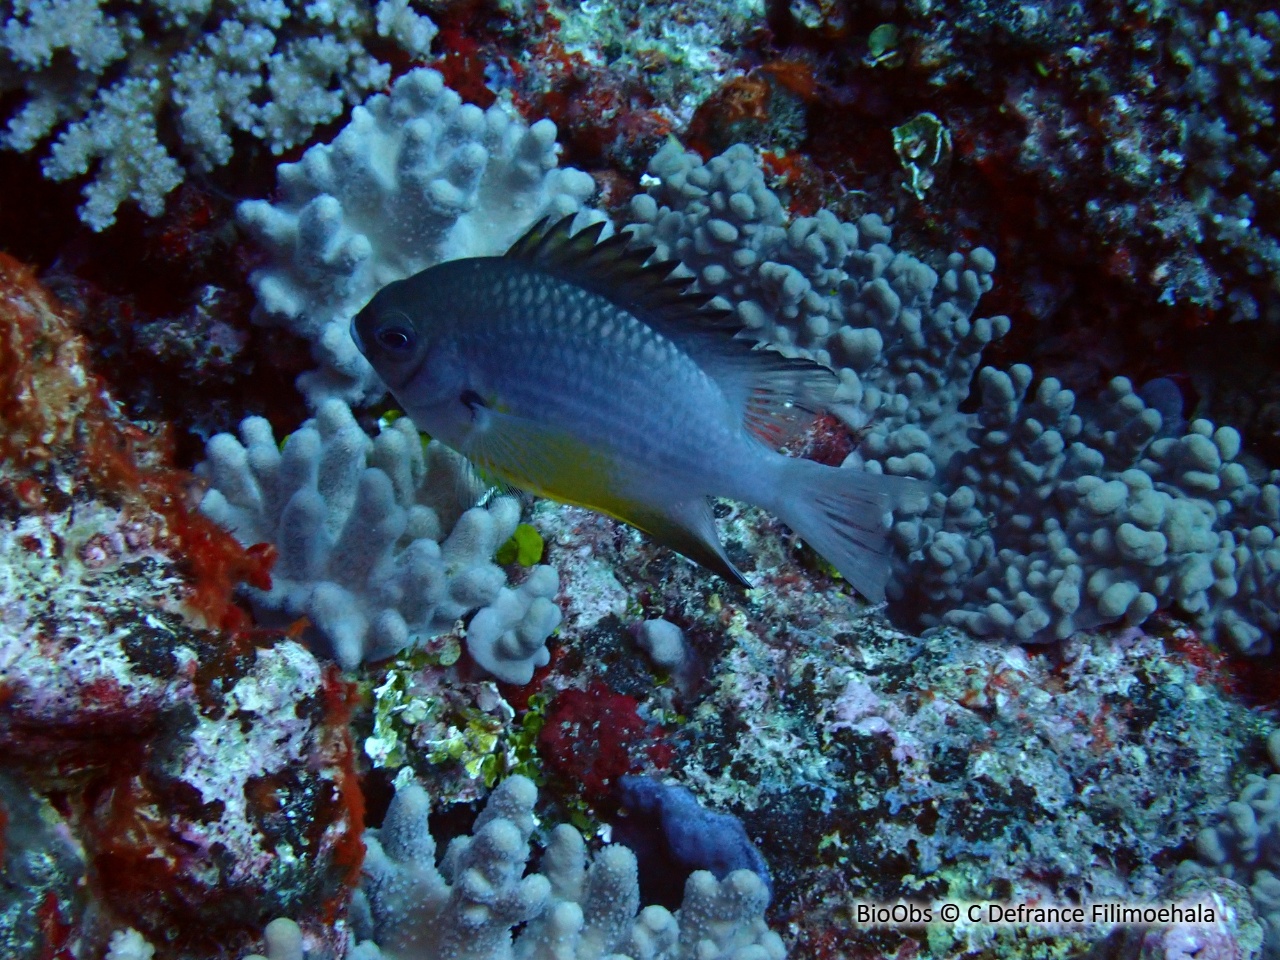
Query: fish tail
[{"left": 773, "top": 460, "right": 924, "bottom": 602}]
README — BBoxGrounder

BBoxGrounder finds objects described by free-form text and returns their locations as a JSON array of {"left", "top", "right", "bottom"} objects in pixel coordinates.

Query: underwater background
[{"left": 1, "top": 0, "right": 1279, "bottom": 957}]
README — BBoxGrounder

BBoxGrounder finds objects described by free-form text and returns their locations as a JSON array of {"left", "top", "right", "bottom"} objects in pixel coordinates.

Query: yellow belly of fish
[{"left": 469, "top": 421, "right": 652, "bottom": 531}]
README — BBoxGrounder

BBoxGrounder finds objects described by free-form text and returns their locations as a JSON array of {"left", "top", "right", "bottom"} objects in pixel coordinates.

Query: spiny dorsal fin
[
  {"left": 506, "top": 214, "right": 740, "bottom": 333},
  {"left": 507, "top": 214, "right": 840, "bottom": 447}
]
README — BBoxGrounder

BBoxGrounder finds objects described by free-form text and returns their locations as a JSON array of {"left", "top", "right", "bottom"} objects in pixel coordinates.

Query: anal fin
[{"left": 627, "top": 498, "right": 751, "bottom": 588}]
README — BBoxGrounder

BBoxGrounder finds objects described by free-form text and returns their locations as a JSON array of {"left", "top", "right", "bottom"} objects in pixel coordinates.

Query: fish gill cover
[{"left": 0, "top": 0, "right": 1279, "bottom": 958}]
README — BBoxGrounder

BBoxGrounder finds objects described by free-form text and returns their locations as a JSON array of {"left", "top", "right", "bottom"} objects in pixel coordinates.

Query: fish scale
[{"left": 481, "top": 281, "right": 732, "bottom": 475}]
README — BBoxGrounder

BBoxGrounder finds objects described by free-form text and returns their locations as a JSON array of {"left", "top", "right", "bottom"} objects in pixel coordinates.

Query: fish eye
[{"left": 375, "top": 322, "right": 415, "bottom": 354}]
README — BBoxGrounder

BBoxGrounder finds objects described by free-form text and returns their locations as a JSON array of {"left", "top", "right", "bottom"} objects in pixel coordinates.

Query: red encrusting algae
[{"left": 538, "top": 679, "right": 673, "bottom": 804}]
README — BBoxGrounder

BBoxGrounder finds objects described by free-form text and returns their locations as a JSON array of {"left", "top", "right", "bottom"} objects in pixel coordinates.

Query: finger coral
[
  {"left": 625, "top": 140, "right": 1008, "bottom": 483},
  {"left": 623, "top": 140, "right": 1280, "bottom": 653},
  {"left": 350, "top": 775, "right": 784, "bottom": 960},
  {"left": 895, "top": 366, "right": 1280, "bottom": 651},
  {"left": 237, "top": 66, "right": 597, "bottom": 407},
  {"left": 199, "top": 399, "right": 562, "bottom": 678}
]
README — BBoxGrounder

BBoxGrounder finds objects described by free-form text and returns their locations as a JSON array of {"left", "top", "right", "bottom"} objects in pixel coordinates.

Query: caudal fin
[{"left": 773, "top": 460, "right": 924, "bottom": 602}]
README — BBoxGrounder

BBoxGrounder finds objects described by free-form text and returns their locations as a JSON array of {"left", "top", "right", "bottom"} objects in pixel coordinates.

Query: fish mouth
[{"left": 349, "top": 318, "right": 364, "bottom": 354}]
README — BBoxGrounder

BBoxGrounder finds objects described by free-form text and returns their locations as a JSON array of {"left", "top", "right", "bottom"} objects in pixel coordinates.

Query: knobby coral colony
[{"left": 2, "top": 0, "right": 1280, "bottom": 959}]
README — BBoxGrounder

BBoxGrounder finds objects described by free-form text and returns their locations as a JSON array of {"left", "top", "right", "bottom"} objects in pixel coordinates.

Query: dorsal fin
[
  {"left": 506, "top": 214, "right": 839, "bottom": 447},
  {"left": 506, "top": 214, "right": 741, "bottom": 334}
]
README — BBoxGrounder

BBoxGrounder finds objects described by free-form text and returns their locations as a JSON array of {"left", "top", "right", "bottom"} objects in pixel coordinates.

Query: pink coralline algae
[
  {"left": 0, "top": 260, "right": 363, "bottom": 958},
  {"left": 1, "top": 497, "right": 366, "bottom": 956},
  {"left": 0, "top": 253, "right": 274, "bottom": 632}
]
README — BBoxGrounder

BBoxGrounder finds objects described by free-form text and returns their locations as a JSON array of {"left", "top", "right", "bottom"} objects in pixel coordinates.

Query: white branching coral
[
  {"left": 0, "top": 0, "right": 439, "bottom": 229},
  {"left": 234, "top": 778, "right": 785, "bottom": 959}
]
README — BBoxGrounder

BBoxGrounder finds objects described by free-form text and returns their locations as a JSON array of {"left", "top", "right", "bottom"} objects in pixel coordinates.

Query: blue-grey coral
[
  {"left": 623, "top": 140, "right": 1280, "bottom": 652},
  {"left": 1181, "top": 770, "right": 1280, "bottom": 957},
  {"left": 237, "top": 66, "right": 598, "bottom": 407},
  {"left": 198, "top": 399, "right": 561, "bottom": 679},
  {"left": 893, "top": 366, "right": 1280, "bottom": 651},
  {"left": 625, "top": 141, "right": 1008, "bottom": 483},
  {"left": 350, "top": 775, "right": 785, "bottom": 960},
  {"left": 615, "top": 775, "right": 773, "bottom": 902},
  {"left": 1, "top": 0, "right": 438, "bottom": 230}
]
